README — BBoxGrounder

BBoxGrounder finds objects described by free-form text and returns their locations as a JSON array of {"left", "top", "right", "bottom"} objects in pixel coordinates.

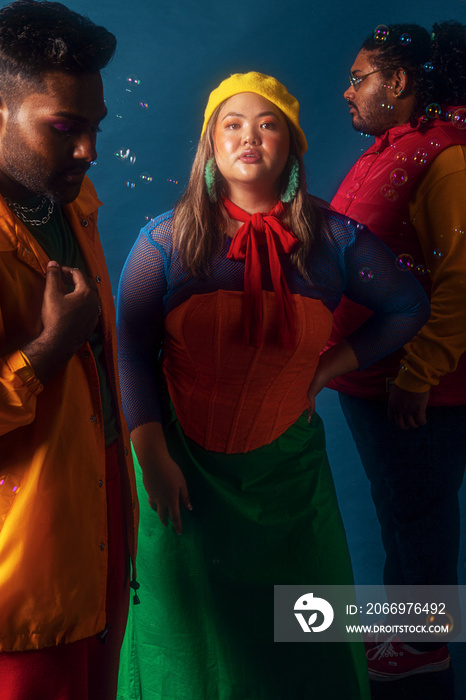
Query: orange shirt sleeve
[
  {"left": 395, "top": 145, "right": 466, "bottom": 392},
  {"left": 0, "top": 350, "right": 43, "bottom": 436}
]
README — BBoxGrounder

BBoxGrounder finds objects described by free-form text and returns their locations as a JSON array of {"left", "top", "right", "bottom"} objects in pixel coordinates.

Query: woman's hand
[
  {"left": 142, "top": 454, "right": 192, "bottom": 535},
  {"left": 131, "top": 422, "right": 193, "bottom": 535}
]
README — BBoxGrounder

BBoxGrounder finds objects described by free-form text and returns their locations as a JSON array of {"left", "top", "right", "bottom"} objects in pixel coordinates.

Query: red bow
[{"left": 224, "top": 198, "right": 298, "bottom": 347}]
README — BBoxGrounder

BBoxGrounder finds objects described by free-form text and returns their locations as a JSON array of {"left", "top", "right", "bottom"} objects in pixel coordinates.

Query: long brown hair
[{"left": 172, "top": 101, "right": 326, "bottom": 278}]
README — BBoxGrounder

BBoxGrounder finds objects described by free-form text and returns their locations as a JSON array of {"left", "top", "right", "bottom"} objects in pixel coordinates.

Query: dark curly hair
[
  {"left": 0, "top": 0, "right": 116, "bottom": 106},
  {"left": 361, "top": 21, "right": 466, "bottom": 127}
]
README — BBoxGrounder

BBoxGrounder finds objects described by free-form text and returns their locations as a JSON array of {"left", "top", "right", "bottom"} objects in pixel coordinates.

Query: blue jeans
[{"left": 338, "top": 394, "right": 466, "bottom": 586}]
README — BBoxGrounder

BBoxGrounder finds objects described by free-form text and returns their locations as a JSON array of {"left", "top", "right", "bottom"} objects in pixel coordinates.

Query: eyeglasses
[{"left": 349, "top": 67, "right": 394, "bottom": 91}]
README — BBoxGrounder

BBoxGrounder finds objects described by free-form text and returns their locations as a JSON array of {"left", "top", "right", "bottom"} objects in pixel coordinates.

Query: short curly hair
[
  {"left": 361, "top": 21, "right": 466, "bottom": 127},
  {"left": 0, "top": 0, "right": 116, "bottom": 105}
]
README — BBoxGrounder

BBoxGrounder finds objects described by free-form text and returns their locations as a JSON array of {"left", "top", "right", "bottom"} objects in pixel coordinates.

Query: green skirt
[{"left": 117, "top": 412, "right": 370, "bottom": 699}]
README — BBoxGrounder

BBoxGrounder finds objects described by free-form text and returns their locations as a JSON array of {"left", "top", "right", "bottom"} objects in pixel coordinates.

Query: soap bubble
[
  {"left": 140, "top": 172, "right": 153, "bottom": 184},
  {"left": 127, "top": 75, "right": 141, "bottom": 86},
  {"left": 394, "top": 151, "right": 408, "bottom": 163},
  {"left": 139, "top": 102, "right": 149, "bottom": 109},
  {"left": 374, "top": 25, "right": 389, "bottom": 44},
  {"left": 454, "top": 227, "right": 465, "bottom": 236},
  {"left": 359, "top": 267, "right": 374, "bottom": 281},
  {"left": 390, "top": 168, "right": 408, "bottom": 187},
  {"left": 90, "top": 161, "right": 97, "bottom": 167},
  {"left": 379, "top": 101, "right": 394, "bottom": 111},
  {"left": 415, "top": 264, "right": 427, "bottom": 275},
  {"left": 167, "top": 178, "right": 179, "bottom": 185},
  {"left": 426, "top": 103, "right": 441, "bottom": 119},
  {"left": 125, "top": 181, "right": 136, "bottom": 189},
  {"left": 412, "top": 148, "right": 428, "bottom": 166},
  {"left": 380, "top": 184, "right": 398, "bottom": 201},
  {"left": 451, "top": 108, "right": 466, "bottom": 130},
  {"left": 433, "top": 249, "right": 443, "bottom": 258},
  {"left": 114, "top": 148, "right": 130, "bottom": 161},
  {"left": 429, "top": 138, "right": 441, "bottom": 149},
  {"left": 419, "top": 115, "right": 429, "bottom": 125},
  {"left": 396, "top": 254, "right": 414, "bottom": 271},
  {"left": 423, "top": 62, "right": 434, "bottom": 72},
  {"left": 399, "top": 33, "right": 411, "bottom": 45}
]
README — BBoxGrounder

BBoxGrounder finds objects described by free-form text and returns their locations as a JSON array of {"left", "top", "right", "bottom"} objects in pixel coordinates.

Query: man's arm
[
  {"left": 391, "top": 145, "right": 466, "bottom": 427},
  {"left": 22, "top": 261, "right": 101, "bottom": 383},
  {"left": 0, "top": 261, "right": 101, "bottom": 436}
]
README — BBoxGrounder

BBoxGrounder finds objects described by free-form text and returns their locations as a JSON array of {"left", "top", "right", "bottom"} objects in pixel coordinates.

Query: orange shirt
[
  {"left": 0, "top": 177, "right": 138, "bottom": 651},
  {"left": 395, "top": 145, "right": 466, "bottom": 393}
]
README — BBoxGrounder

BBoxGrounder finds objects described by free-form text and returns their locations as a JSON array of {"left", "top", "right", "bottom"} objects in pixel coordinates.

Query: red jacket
[{"left": 328, "top": 116, "right": 466, "bottom": 404}]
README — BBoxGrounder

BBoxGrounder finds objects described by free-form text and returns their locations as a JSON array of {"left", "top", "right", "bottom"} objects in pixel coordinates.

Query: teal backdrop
[
  {"left": 2, "top": 0, "right": 462, "bottom": 291},
  {"left": 2, "top": 2, "right": 466, "bottom": 695}
]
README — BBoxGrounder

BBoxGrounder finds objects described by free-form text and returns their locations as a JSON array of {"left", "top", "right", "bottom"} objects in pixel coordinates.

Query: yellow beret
[{"left": 201, "top": 71, "right": 308, "bottom": 155}]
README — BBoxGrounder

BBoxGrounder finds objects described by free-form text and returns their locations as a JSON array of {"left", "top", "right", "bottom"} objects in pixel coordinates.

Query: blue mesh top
[{"left": 117, "top": 206, "right": 430, "bottom": 433}]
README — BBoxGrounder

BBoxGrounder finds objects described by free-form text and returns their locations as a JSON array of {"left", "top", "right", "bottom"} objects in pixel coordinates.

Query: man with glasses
[{"left": 327, "top": 21, "right": 466, "bottom": 682}]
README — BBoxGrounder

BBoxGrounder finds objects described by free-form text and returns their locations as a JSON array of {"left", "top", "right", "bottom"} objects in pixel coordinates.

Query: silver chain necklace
[{"left": 4, "top": 196, "right": 55, "bottom": 226}]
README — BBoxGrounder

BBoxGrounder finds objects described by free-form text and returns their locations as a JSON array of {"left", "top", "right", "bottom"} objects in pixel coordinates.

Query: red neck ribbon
[{"left": 224, "top": 197, "right": 298, "bottom": 348}]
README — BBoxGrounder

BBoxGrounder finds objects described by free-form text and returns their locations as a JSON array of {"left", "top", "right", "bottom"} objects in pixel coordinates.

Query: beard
[
  {"left": 348, "top": 88, "right": 398, "bottom": 136},
  {"left": 1, "top": 122, "right": 86, "bottom": 203}
]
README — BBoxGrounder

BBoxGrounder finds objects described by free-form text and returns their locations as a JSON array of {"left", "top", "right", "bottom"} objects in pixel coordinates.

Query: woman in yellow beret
[{"left": 117, "top": 72, "right": 429, "bottom": 698}]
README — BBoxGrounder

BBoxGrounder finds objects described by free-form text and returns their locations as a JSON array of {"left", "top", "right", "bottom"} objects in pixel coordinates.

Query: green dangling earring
[
  {"left": 204, "top": 157, "right": 217, "bottom": 202},
  {"left": 281, "top": 155, "right": 300, "bottom": 203}
]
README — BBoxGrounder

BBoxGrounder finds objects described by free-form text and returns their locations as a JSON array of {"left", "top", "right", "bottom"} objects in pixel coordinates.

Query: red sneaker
[{"left": 366, "top": 639, "right": 450, "bottom": 681}]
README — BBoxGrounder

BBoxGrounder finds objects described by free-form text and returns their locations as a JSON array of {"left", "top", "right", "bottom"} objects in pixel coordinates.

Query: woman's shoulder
[
  {"left": 140, "top": 210, "right": 175, "bottom": 253},
  {"left": 312, "top": 198, "right": 363, "bottom": 249}
]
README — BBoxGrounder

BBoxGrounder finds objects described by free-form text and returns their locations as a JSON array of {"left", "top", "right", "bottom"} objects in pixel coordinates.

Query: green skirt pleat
[{"left": 117, "top": 412, "right": 370, "bottom": 700}]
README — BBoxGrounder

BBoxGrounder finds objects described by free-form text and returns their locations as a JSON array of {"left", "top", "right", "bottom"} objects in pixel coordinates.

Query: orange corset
[{"left": 162, "top": 290, "right": 333, "bottom": 453}]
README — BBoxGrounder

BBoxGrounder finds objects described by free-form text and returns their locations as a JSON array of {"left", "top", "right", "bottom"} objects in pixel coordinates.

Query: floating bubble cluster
[
  {"left": 426, "top": 103, "right": 441, "bottom": 119},
  {"left": 399, "top": 33, "right": 411, "bottom": 45},
  {"left": 390, "top": 168, "right": 408, "bottom": 187},
  {"left": 359, "top": 267, "right": 374, "bottom": 281},
  {"left": 394, "top": 151, "right": 408, "bottom": 163},
  {"left": 115, "top": 148, "right": 137, "bottom": 165},
  {"left": 396, "top": 254, "right": 414, "bottom": 271},
  {"left": 140, "top": 172, "right": 153, "bottom": 183},
  {"left": 412, "top": 148, "right": 428, "bottom": 166},
  {"left": 451, "top": 108, "right": 466, "bottom": 130},
  {"left": 374, "top": 25, "right": 389, "bottom": 44},
  {"left": 380, "top": 184, "right": 398, "bottom": 201}
]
